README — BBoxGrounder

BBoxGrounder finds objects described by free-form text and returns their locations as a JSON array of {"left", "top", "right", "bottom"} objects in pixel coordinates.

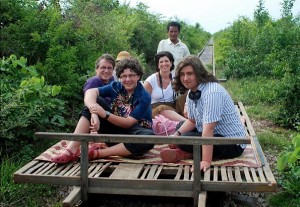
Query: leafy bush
[
  {"left": 277, "top": 134, "right": 300, "bottom": 196},
  {"left": 0, "top": 55, "right": 65, "bottom": 143}
]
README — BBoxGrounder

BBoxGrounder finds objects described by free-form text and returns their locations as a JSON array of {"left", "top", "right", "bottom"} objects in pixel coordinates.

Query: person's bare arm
[
  {"left": 143, "top": 81, "right": 152, "bottom": 95},
  {"left": 89, "top": 101, "right": 139, "bottom": 129},
  {"left": 84, "top": 88, "right": 99, "bottom": 108}
]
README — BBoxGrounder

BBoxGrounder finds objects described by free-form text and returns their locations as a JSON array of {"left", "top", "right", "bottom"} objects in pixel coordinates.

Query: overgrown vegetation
[
  {"left": 215, "top": 0, "right": 299, "bottom": 206},
  {"left": 1, "top": 0, "right": 299, "bottom": 206},
  {"left": 214, "top": 0, "right": 300, "bottom": 130}
]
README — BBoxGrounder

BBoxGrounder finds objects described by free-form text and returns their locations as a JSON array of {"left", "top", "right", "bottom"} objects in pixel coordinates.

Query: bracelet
[{"left": 175, "top": 130, "right": 182, "bottom": 136}]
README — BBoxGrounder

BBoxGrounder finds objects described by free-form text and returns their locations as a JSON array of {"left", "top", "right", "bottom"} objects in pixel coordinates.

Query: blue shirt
[
  {"left": 98, "top": 81, "right": 152, "bottom": 129},
  {"left": 187, "top": 82, "right": 246, "bottom": 147}
]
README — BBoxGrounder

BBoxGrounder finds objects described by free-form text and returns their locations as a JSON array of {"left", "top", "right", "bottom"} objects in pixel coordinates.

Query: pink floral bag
[{"left": 152, "top": 115, "right": 179, "bottom": 136}]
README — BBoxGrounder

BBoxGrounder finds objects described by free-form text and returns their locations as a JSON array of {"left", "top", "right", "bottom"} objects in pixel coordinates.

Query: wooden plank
[
  {"left": 257, "top": 168, "right": 266, "bottom": 183},
  {"left": 153, "top": 165, "right": 163, "bottom": 179},
  {"left": 94, "top": 162, "right": 112, "bottom": 177},
  {"left": 140, "top": 165, "right": 150, "bottom": 179},
  {"left": 213, "top": 166, "right": 218, "bottom": 181},
  {"left": 250, "top": 168, "right": 259, "bottom": 182},
  {"left": 50, "top": 164, "right": 66, "bottom": 175},
  {"left": 190, "top": 171, "right": 194, "bottom": 181},
  {"left": 263, "top": 165, "right": 277, "bottom": 186},
  {"left": 198, "top": 191, "right": 207, "bottom": 207},
  {"left": 109, "top": 163, "right": 144, "bottom": 179},
  {"left": 243, "top": 167, "right": 252, "bottom": 182},
  {"left": 175, "top": 165, "right": 183, "bottom": 180},
  {"left": 25, "top": 162, "right": 45, "bottom": 175},
  {"left": 238, "top": 102, "right": 256, "bottom": 137},
  {"left": 204, "top": 168, "right": 210, "bottom": 181},
  {"left": 62, "top": 186, "right": 81, "bottom": 207},
  {"left": 14, "top": 160, "right": 40, "bottom": 174},
  {"left": 34, "top": 162, "right": 51, "bottom": 175},
  {"left": 58, "top": 163, "right": 77, "bottom": 176},
  {"left": 227, "top": 167, "right": 234, "bottom": 181},
  {"left": 35, "top": 132, "right": 250, "bottom": 145},
  {"left": 221, "top": 166, "right": 228, "bottom": 181},
  {"left": 65, "top": 163, "right": 80, "bottom": 176},
  {"left": 89, "top": 163, "right": 104, "bottom": 177},
  {"left": 184, "top": 165, "right": 190, "bottom": 180},
  {"left": 234, "top": 167, "right": 242, "bottom": 182},
  {"left": 146, "top": 165, "right": 158, "bottom": 179}
]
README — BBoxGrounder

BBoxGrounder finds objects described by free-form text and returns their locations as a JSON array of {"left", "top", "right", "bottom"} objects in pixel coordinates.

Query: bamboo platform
[{"left": 14, "top": 102, "right": 277, "bottom": 207}]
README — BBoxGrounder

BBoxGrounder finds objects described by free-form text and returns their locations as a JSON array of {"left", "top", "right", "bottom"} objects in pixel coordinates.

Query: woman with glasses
[{"left": 52, "top": 57, "right": 154, "bottom": 164}]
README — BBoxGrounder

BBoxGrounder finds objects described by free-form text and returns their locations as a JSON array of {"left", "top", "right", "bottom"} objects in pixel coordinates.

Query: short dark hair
[
  {"left": 155, "top": 51, "right": 175, "bottom": 72},
  {"left": 167, "top": 21, "right": 181, "bottom": 32},
  {"left": 115, "top": 57, "right": 144, "bottom": 81},
  {"left": 95, "top": 54, "right": 115, "bottom": 69}
]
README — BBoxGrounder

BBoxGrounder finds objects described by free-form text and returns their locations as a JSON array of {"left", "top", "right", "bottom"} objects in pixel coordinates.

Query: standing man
[{"left": 157, "top": 21, "right": 190, "bottom": 76}]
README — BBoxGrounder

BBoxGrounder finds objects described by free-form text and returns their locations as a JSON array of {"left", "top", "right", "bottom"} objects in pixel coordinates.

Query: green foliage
[
  {"left": 254, "top": 0, "right": 271, "bottom": 27},
  {"left": 0, "top": 55, "right": 65, "bottom": 141},
  {"left": 277, "top": 134, "right": 300, "bottom": 197},
  {"left": 214, "top": 1, "right": 300, "bottom": 129},
  {"left": 269, "top": 191, "right": 300, "bottom": 207},
  {"left": 277, "top": 134, "right": 300, "bottom": 171},
  {"left": 180, "top": 21, "right": 211, "bottom": 55},
  {"left": 281, "top": 0, "right": 296, "bottom": 17}
]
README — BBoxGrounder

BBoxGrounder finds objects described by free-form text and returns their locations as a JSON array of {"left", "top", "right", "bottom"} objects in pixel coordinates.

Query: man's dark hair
[
  {"left": 167, "top": 21, "right": 181, "bottom": 32},
  {"left": 115, "top": 57, "right": 143, "bottom": 81},
  {"left": 95, "top": 54, "right": 115, "bottom": 69}
]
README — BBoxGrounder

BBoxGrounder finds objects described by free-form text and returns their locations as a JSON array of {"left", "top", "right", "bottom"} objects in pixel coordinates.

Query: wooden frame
[{"left": 14, "top": 102, "right": 277, "bottom": 207}]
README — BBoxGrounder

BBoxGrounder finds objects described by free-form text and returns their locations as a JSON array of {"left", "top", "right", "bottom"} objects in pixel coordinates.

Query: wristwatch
[
  {"left": 105, "top": 111, "right": 111, "bottom": 119},
  {"left": 175, "top": 130, "right": 182, "bottom": 136}
]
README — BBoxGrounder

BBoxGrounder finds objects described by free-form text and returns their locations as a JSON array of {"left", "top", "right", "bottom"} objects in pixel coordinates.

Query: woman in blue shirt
[{"left": 52, "top": 58, "right": 154, "bottom": 164}]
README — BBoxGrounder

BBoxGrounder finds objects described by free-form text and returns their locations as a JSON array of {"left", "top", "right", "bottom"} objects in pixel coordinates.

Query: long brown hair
[{"left": 173, "top": 55, "right": 218, "bottom": 93}]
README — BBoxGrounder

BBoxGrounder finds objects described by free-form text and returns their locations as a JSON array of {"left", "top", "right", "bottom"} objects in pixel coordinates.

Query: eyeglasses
[
  {"left": 99, "top": 66, "right": 113, "bottom": 71},
  {"left": 120, "top": 73, "right": 137, "bottom": 80}
]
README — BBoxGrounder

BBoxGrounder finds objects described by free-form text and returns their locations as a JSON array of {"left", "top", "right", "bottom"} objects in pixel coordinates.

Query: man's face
[
  {"left": 119, "top": 68, "right": 140, "bottom": 94},
  {"left": 179, "top": 65, "right": 198, "bottom": 91},
  {"left": 96, "top": 59, "right": 113, "bottom": 82},
  {"left": 168, "top": 26, "right": 179, "bottom": 43}
]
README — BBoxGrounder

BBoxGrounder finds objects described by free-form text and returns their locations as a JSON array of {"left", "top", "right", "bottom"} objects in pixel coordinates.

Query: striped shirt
[{"left": 187, "top": 82, "right": 246, "bottom": 148}]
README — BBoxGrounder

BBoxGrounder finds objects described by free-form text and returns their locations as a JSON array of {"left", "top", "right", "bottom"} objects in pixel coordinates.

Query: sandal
[
  {"left": 51, "top": 148, "right": 79, "bottom": 164},
  {"left": 88, "top": 144, "right": 102, "bottom": 160},
  {"left": 160, "top": 148, "right": 193, "bottom": 163}
]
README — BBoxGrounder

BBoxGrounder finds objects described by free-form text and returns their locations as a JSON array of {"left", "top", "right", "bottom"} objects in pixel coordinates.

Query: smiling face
[
  {"left": 179, "top": 65, "right": 198, "bottom": 92},
  {"left": 119, "top": 68, "right": 140, "bottom": 94},
  {"left": 96, "top": 59, "right": 113, "bottom": 83},
  {"left": 158, "top": 56, "right": 172, "bottom": 73}
]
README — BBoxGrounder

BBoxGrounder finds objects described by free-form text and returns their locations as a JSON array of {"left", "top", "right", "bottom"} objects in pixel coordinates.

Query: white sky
[{"left": 119, "top": 0, "right": 300, "bottom": 33}]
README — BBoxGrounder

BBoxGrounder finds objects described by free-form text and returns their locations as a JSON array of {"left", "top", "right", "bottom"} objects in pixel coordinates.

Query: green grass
[
  {"left": 0, "top": 156, "right": 63, "bottom": 207},
  {"left": 269, "top": 192, "right": 300, "bottom": 207}
]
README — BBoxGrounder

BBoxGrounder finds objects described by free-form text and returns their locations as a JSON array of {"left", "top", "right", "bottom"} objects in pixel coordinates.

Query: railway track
[{"left": 198, "top": 38, "right": 226, "bottom": 82}]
